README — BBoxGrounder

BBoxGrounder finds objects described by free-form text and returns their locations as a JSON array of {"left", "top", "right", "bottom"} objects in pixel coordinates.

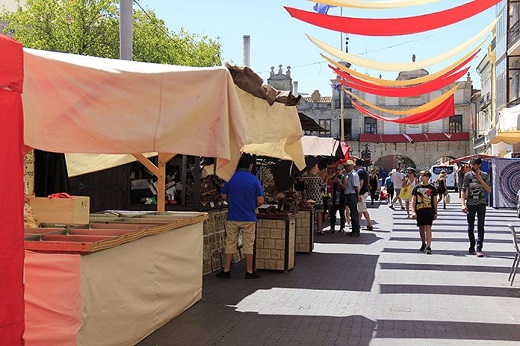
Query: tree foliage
[{"left": 1, "top": 0, "right": 221, "bottom": 67}]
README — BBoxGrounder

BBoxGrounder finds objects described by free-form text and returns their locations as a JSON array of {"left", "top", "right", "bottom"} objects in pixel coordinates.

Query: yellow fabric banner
[
  {"left": 345, "top": 85, "right": 458, "bottom": 115},
  {"left": 312, "top": 0, "right": 442, "bottom": 9},
  {"left": 322, "top": 48, "right": 479, "bottom": 87},
  {"left": 308, "top": 18, "right": 497, "bottom": 72}
]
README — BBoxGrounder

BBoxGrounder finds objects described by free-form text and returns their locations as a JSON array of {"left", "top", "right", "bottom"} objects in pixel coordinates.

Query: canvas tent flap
[
  {"left": 0, "top": 34, "right": 24, "bottom": 345},
  {"left": 0, "top": 34, "right": 23, "bottom": 92},
  {"left": 490, "top": 106, "right": 520, "bottom": 144},
  {"left": 65, "top": 153, "right": 157, "bottom": 177},
  {"left": 22, "top": 48, "right": 304, "bottom": 181},
  {"left": 300, "top": 136, "right": 340, "bottom": 156}
]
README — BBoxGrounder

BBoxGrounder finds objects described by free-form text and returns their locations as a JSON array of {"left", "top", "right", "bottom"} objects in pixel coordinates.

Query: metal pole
[
  {"left": 339, "top": 7, "right": 344, "bottom": 142},
  {"left": 119, "top": 0, "right": 133, "bottom": 60},
  {"left": 340, "top": 86, "right": 344, "bottom": 141}
]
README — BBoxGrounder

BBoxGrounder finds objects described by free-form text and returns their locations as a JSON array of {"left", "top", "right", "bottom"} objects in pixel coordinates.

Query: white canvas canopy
[
  {"left": 300, "top": 136, "right": 340, "bottom": 156},
  {"left": 23, "top": 48, "right": 305, "bottom": 182}
]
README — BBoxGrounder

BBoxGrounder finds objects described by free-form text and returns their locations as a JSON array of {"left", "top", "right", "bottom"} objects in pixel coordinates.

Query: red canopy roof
[{"left": 360, "top": 132, "right": 470, "bottom": 143}]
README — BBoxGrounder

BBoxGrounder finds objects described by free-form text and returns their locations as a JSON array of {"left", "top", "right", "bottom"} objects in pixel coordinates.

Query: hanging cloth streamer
[
  {"left": 333, "top": 65, "right": 470, "bottom": 97},
  {"left": 307, "top": 18, "right": 497, "bottom": 71},
  {"left": 351, "top": 95, "right": 455, "bottom": 124},
  {"left": 311, "top": 0, "right": 442, "bottom": 9},
  {"left": 322, "top": 48, "right": 480, "bottom": 87},
  {"left": 285, "top": 0, "right": 500, "bottom": 36},
  {"left": 345, "top": 85, "right": 458, "bottom": 115}
]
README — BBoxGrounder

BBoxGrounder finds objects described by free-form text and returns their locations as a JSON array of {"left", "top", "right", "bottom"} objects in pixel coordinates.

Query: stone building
[{"left": 290, "top": 67, "right": 474, "bottom": 172}]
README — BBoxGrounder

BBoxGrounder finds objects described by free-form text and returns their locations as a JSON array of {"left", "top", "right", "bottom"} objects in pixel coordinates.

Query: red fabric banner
[
  {"left": 0, "top": 35, "right": 24, "bottom": 93},
  {"left": 285, "top": 0, "right": 500, "bottom": 36},
  {"left": 0, "top": 34, "right": 25, "bottom": 345},
  {"left": 351, "top": 94, "right": 455, "bottom": 124},
  {"left": 333, "top": 65, "right": 470, "bottom": 97}
]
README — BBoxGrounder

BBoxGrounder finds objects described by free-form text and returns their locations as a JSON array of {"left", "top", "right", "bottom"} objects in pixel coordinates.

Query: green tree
[
  {"left": 1, "top": 0, "right": 221, "bottom": 67},
  {"left": 396, "top": 155, "right": 416, "bottom": 170}
]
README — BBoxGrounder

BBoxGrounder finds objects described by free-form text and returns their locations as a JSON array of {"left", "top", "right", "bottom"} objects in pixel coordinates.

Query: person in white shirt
[{"left": 389, "top": 167, "right": 405, "bottom": 210}]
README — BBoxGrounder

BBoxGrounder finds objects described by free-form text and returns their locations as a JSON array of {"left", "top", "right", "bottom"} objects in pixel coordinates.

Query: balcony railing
[
  {"left": 507, "top": 96, "right": 520, "bottom": 108},
  {"left": 508, "top": 19, "right": 520, "bottom": 51},
  {"left": 473, "top": 136, "right": 486, "bottom": 148}
]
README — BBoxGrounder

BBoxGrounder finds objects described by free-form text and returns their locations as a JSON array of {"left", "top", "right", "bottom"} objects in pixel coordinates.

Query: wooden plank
[
  {"left": 132, "top": 153, "right": 159, "bottom": 176},
  {"left": 156, "top": 153, "right": 176, "bottom": 212}
]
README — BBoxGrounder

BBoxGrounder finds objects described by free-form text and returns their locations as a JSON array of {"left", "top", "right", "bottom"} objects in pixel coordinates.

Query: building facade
[
  {"left": 293, "top": 68, "right": 473, "bottom": 172},
  {"left": 485, "top": 0, "right": 520, "bottom": 157}
]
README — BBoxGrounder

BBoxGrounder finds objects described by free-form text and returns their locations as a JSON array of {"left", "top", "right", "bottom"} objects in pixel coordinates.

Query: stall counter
[
  {"left": 24, "top": 220, "right": 204, "bottom": 346},
  {"left": 254, "top": 213, "right": 295, "bottom": 272}
]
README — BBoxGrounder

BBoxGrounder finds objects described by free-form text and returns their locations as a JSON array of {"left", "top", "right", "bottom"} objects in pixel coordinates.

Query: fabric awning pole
[
  {"left": 157, "top": 153, "right": 176, "bottom": 212},
  {"left": 132, "top": 153, "right": 175, "bottom": 212}
]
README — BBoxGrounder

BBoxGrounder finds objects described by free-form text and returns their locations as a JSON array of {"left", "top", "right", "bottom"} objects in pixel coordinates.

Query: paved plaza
[{"left": 139, "top": 194, "right": 520, "bottom": 346}]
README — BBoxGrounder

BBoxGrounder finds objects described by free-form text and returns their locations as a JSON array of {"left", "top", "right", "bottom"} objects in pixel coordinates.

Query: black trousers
[
  {"left": 345, "top": 194, "right": 360, "bottom": 234},
  {"left": 329, "top": 199, "right": 346, "bottom": 231},
  {"left": 467, "top": 204, "right": 486, "bottom": 251}
]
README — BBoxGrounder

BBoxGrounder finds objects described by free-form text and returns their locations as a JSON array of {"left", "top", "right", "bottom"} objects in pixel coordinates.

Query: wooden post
[
  {"left": 157, "top": 153, "right": 176, "bottom": 211},
  {"left": 132, "top": 153, "right": 176, "bottom": 212}
]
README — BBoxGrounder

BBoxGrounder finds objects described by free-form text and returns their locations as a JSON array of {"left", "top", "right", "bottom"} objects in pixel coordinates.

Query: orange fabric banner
[
  {"left": 345, "top": 85, "right": 458, "bottom": 115},
  {"left": 351, "top": 94, "right": 455, "bottom": 124},
  {"left": 333, "top": 65, "right": 470, "bottom": 97},
  {"left": 322, "top": 48, "right": 480, "bottom": 87}
]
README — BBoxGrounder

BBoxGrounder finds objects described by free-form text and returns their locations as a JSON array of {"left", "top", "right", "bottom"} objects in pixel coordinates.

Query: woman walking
[
  {"left": 368, "top": 169, "right": 380, "bottom": 205},
  {"left": 400, "top": 168, "right": 418, "bottom": 218},
  {"left": 435, "top": 170, "right": 448, "bottom": 209}
]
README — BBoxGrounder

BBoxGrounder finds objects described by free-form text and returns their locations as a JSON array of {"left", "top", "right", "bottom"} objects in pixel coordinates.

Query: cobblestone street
[{"left": 139, "top": 194, "right": 520, "bottom": 346}]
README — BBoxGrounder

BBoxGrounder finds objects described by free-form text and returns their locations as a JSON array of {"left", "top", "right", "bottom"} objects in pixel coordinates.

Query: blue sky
[{"left": 137, "top": 0, "right": 497, "bottom": 96}]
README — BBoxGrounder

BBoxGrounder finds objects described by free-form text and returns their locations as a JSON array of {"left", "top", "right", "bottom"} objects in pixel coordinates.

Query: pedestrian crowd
[
  {"left": 217, "top": 155, "right": 492, "bottom": 280},
  {"left": 310, "top": 156, "right": 491, "bottom": 257}
]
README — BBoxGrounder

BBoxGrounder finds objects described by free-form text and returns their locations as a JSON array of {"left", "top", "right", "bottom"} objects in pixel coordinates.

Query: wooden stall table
[
  {"left": 24, "top": 212, "right": 207, "bottom": 346},
  {"left": 254, "top": 212, "right": 295, "bottom": 272},
  {"left": 295, "top": 205, "right": 314, "bottom": 253}
]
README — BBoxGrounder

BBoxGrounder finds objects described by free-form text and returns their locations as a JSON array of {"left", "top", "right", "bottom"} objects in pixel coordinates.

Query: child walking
[{"left": 411, "top": 170, "right": 438, "bottom": 255}]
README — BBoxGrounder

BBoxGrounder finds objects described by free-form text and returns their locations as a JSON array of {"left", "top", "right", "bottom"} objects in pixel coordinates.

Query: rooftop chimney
[{"left": 243, "top": 35, "right": 250, "bottom": 67}]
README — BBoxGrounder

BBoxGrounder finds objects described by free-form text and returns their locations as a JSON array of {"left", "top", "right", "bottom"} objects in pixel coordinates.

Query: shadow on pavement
[{"left": 380, "top": 284, "right": 520, "bottom": 298}]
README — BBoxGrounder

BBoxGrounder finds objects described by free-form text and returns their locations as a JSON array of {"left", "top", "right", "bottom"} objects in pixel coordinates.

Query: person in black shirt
[
  {"left": 328, "top": 165, "right": 347, "bottom": 233},
  {"left": 355, "top": 159, "right": 373, "bottom": 231},
  {"left": 368, "top": 169, "right": 380, "bottom": 205},
  {"left": 411, "top": 170, "right": 438, "bottom": 255}
]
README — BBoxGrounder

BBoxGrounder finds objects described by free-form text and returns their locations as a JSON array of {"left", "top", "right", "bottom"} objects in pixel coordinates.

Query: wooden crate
[{"left": 29, "top": 196, "right": 90, "bottom": 225}]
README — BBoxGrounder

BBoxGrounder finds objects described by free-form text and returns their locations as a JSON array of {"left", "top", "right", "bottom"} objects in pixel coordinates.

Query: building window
[
  {"left": 448, "top": 114, "right": 463, "bottom": 133},
  {"left": 319, "top": 119, "right": 331, "bottom": 137},
  {"left": 364, "top": 117, "right": 377, "bottom": 134}
]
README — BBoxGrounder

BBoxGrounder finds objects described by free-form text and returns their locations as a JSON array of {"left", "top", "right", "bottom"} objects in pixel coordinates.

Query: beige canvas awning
[
  {"left": 23, "top": 48, "right": 305, "bottom": 211},
  {"left": 23, "top": 48, "right": 305, "bottom": 181}
]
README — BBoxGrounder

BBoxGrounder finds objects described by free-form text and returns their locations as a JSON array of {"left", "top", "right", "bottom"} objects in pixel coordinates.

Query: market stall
[
  {"left": 24, "top": 213, "right": 206, "bottom": 346},
  {"left": 1, "top": 35, "right": 306, "bottom": 345}
]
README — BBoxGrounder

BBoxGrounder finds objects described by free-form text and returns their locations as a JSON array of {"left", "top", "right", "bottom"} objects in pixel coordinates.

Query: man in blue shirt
[{"left": 217, "top": 154, "right": 264, "bottom": 279}]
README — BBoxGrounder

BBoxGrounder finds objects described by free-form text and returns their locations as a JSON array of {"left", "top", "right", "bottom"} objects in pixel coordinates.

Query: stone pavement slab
[{"left": 138, "top": 194, "right": 520, "bottom": 346}]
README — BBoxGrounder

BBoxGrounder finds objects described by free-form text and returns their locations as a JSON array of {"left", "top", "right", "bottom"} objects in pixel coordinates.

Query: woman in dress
[
  {"left": 435, "top": 170, "right": 448, "bottom": 209},
  {"left": 303, "top": 165, "right": 326, "bottom": 234},
  {"left": 368, "top": 169, "right": 380, "bottom": 205},
  {"left": 401, "top": 168, "right": 418, "bottom": 218}
]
